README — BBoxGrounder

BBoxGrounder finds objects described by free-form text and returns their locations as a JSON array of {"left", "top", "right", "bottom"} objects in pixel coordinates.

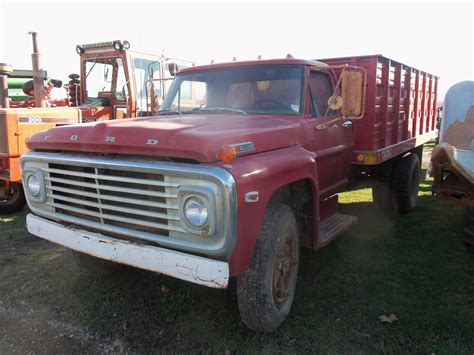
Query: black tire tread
[
  {"left": 0, "top": 183, "right": 27, "bottom": 215},
  {"left": 236, "top": 203, "right": 299, "bottom": 332},
  {"left": 393, "top": 153, "right": 421, "bottom": 214}
]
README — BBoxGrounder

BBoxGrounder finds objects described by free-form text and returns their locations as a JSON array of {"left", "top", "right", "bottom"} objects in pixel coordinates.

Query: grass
[{"left": 1, "top": 145, "right": 473, "bottom": 352}]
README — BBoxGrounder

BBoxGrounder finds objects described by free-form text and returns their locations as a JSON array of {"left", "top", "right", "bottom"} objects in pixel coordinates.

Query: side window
[
  {"left": 133, "top": 58, "right": 161, "bottom": 99},
  {"left": 309, "top": 72, "right": 336, "bottom": 117}
]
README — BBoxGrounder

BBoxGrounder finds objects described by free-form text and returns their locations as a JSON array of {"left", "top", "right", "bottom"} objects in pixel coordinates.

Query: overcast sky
[{"left": 0, "top": 1, "right": 472, "bottom": 98}]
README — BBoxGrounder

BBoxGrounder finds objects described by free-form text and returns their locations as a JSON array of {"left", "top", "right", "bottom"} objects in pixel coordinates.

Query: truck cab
[
  {"left": 0, "top": 40, "right": 187, "bottom": 213},
  {"left": 21, "top": 56, "right": 437, "bottom": 332}
]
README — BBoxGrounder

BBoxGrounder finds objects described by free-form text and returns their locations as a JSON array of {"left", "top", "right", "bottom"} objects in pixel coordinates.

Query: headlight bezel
[
  {"left": 22, "top": 168, "right": 46, "bottom": 202},
  {"left": 178, "top": 186, "right": 216, "bottom": 236}
]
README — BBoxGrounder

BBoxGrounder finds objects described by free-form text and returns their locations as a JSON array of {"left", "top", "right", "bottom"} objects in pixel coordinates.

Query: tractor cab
[{"left": 72, "top": 40, "right": 190, "bottom": 118}]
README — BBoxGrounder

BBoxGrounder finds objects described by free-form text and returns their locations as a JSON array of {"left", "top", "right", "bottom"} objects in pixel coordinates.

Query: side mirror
[
  {"left": 340, "top": 68, "right": 366, "bottom": 119},
  {"left": 168, "top": 63, "right": 178, "bottom": 77}
]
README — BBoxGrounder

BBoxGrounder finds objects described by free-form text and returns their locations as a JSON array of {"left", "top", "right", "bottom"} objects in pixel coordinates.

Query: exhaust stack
[
  {"left": 29, "top": 32, "right": 47, "bottom": 107},
  {"left": 0, "top": 63, "right": 12, "bottom": 108}
]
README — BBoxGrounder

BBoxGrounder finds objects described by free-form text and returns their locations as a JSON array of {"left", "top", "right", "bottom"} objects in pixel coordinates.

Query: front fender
[{"left": 224, "top": 145, "right": 318, "bottom": 275}]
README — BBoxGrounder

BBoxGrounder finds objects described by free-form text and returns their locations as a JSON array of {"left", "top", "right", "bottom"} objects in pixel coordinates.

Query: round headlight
[
  {"left": 183, "top": 196, "right": 208, "bottom": 228},
  {"left": 27, "top": 174, "right": 41, "bottom": 197}
]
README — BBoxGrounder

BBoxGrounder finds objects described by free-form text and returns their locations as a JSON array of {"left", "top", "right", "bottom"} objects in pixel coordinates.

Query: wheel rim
[
  {"left": 272, "top": 229, "right": 297, "bottom": 309},
  {"left": 0, "top": 185, "right": 20, "bottom": 206}
]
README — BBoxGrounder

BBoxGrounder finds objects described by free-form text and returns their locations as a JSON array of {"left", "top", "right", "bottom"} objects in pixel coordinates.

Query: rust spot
[{"left": 443, "top": 106, "right": 474, "bottom": 149}]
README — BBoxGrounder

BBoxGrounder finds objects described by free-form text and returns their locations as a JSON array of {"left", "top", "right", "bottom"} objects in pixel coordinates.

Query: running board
[{"left": 319, "top": 213, "right": 358, "bottom": 247}]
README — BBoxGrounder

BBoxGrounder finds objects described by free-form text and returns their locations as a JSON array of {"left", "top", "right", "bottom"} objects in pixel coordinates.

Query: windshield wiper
[
  {"left": 85, "top": 54, "right": 102, "bottom": 79},
  {"left": 191, "top": 107, "right": 247, "bottom": 115},
  {"left": 156, "top": 109, "right": 182, "bottom": 116}
]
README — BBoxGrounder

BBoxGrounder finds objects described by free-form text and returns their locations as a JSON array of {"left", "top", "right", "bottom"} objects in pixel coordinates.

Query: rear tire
[
  {"left": 236, "top": 203, "right": 299, "bottom": 332},
  {"left": 68, "top": 250, "right": 122, "bottom": 277},
  {"left": 393, "top": 153, "right": 421, "bottom": 214},
  {"left": 463, "top": 208, "right": 474, "bottom": 247},
  {"left": 0, "top": 183, "right": 27, "bottom": 214}
]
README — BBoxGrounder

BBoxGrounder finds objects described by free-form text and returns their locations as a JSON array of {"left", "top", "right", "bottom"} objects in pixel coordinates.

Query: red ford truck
[{"left": 21, "top": 55, "right": 438, "bottom": 332}]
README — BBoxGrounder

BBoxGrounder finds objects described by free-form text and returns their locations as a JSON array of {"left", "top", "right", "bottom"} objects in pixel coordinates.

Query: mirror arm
[
  {"left": 324, "top": 67, "right": 346, "bottom": 117},
  {"left": 313, "top": 64, "right": 367, "bottom": 119}
]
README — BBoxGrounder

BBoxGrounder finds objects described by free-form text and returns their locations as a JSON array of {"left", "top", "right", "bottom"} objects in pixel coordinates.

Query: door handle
[{"left": 342, "top": 120, "right": 353, "bottom": 129}]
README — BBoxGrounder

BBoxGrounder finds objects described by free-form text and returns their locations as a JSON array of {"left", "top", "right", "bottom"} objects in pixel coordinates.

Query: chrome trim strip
[
  {"left": 47, "top": 185, "right": 178, "bottom": 210},
  {"left": 45, "top": 176, "right": 178, "bottom": 199},
  {"left": 45, "top": 201, "right": 184, "bottom": 232},
  {"left": 43, "top": 167, "right": 181, "bottom": 188},
  {"left": 45, "top": 193, "right": 180, "bottom": 221}
]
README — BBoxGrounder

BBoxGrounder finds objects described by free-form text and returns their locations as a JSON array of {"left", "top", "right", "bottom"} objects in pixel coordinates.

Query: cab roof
[{"left": 179, "top": 58, "right": 328, "bottom": 74}]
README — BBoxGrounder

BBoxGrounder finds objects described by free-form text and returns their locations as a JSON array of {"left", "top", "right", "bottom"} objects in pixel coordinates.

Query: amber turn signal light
[{"left": 219, "top": 145, "right": 237, "bottom": 163}]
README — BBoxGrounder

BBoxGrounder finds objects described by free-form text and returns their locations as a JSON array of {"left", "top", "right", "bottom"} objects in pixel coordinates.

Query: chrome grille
[
  {"left": 21, "top": 151, "right": 237, "bottom": 257},
  {"left": 45, "top": 163, "right": 184, "bottom": 235}
]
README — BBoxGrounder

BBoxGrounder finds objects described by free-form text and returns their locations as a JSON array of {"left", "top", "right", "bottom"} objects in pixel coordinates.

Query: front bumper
[{"left": 27, "top": 214, "right": 229, "bottom": 288}]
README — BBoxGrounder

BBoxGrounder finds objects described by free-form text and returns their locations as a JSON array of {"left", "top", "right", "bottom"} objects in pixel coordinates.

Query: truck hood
[{"left": 27, "top": 114, "right": 310, "bottom": 162}]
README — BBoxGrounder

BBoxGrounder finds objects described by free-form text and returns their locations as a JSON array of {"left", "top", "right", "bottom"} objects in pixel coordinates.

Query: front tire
[
  {"left": 0, "top": 183, "right": 27, "bottom": 214},
  {"left": 463, "top": 207, "right": 474, "bottom": 246},
  {"left": 236, "top": 203, "right": 299, "bottom": 332}
]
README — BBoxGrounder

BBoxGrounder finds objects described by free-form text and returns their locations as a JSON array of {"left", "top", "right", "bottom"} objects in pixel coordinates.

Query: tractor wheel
[
  {"left": 0, "top": 183, "right": 27, "bottom": 214},
  {"left": 236, "top": 203, "right": 299, "bottom": 332},
  {"left": 463, "top": 207, "right": 474, "bottom": 247},
  {"left": 68, "top": 250, "right": 122, "bottom": 277},
  {"left": 393, "top": 153, "right": 421, "bottom": 214}
]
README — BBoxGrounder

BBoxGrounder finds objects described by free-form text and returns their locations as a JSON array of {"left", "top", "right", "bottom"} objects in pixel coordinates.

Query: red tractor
[{"left": 0, "top": 33, "right": 188, "bottom": 213}]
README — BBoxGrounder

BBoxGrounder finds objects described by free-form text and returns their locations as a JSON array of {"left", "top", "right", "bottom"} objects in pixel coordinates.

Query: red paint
[
  {"left": 26, "top": 56, "right": 439, "bottom": 276},
  {"left": 223, "top": 145, "right": 318, "bottom": 275},
  {"left": 320, "top": 55, "right": 438, "bottom": 163},
  {"left": 27, "top": 114, "right": 312, "bottom": 163}
]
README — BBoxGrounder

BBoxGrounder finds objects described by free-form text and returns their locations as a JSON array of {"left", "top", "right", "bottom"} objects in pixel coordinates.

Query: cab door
[{"left": 306, "top": 70, "right": 353, "bottom": 198}]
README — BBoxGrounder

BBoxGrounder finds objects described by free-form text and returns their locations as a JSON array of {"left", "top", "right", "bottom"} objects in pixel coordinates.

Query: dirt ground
[
  {"left": 0, "top": 307, "right": 114, "bottom": 353},
  {"left": 0, "top": 231, "right": 120, "bottom": 354}
]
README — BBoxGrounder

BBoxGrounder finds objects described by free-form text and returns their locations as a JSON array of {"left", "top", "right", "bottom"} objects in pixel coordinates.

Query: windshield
[
  {"left": 84, "top": 57, "right": 127, "bottom": 100},
  {"left": 160, "top": 65, "right": 304, "bottom": 115}
]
